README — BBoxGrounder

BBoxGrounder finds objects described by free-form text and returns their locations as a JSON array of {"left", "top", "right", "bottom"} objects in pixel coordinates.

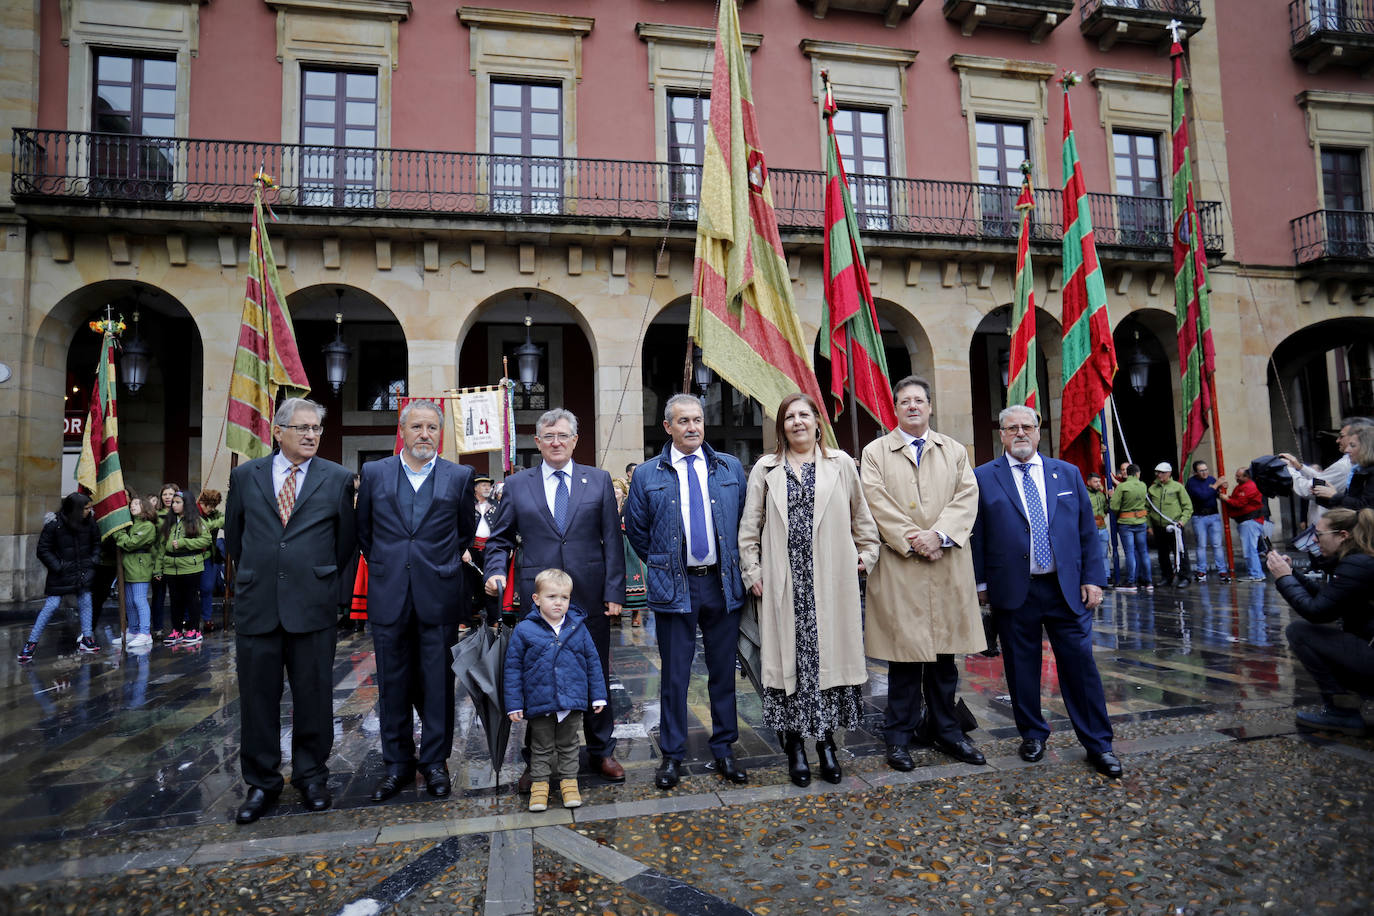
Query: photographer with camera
[
  {"left": 1315, "top": 425, "right": 1374, "bottom": 514},
  {"left": 1266, "top": 508, "right": 1374, "bottom": 736},
  {"left": 1279, "top": 417, "right": 1371, "bottom": 526}
]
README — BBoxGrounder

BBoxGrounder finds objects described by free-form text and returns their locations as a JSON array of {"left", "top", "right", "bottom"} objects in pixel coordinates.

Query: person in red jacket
[{"left": 1219, "top": 467, "right": 1269, "bottom": 580}]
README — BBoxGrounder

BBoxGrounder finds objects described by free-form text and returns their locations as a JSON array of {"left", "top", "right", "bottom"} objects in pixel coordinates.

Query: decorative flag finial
[
  {"left": 1059, "top": 70, "right": 1082, "bottom": 90},
  {"left": 1168, "top": 18, "right": 1184, "bottom": 44}
]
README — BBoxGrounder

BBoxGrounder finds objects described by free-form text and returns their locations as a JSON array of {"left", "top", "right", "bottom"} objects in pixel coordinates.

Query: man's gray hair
[
  {"left": 535, "top": 408, "right": 578, "bottom": 437},
  {"left": 664, "top": 393, "right": 704, "bottom": 424},
  {"left": 1340, "top": 416, "right": 1373, "bottom": 430},
  {"left": 998, "top": 404, "right": 1039, "bottom": 428},
  {"left": 274, "top": 397, "right": 326, "bottom": 427},
  {"left": 399, "top": 399, "right": 444, "bottom": 430}
]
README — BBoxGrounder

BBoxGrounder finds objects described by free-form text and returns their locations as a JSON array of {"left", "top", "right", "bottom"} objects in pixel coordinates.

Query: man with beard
[
  {"left": 356, "top": 399, "right": 476, "bottom": 802},
  {"left": 970, "top": 404, "right": 1121, "bottom": 778}
]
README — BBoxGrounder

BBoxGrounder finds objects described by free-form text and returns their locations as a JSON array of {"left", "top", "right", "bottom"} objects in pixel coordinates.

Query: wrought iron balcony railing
[
  {"left": 1290, "top": 0, "right": 1374, "bottom": 45},
  {"left": 11, "top": 128, "right": 1224, "bottom": 255},
  {"left": 1292, "top": 208, "right": 1374, "bottom": 264},
  {"left": 1081, "top": 0, "right": 1202, "bottom": 18}
]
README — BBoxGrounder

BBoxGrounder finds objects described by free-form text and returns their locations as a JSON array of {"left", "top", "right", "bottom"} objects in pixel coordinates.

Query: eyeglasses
[
  {"left": 1000, "top": 424, "right": 1037, "bottom": 433},
  {"left": 1315, "top": 528, "right": 1341, "bottom": 539},
  {"left": 538, "top": 432, "right": 574, "bottom": 443},
  {"left": 280, "top": 424, "right": 324, "bottom": 435}
]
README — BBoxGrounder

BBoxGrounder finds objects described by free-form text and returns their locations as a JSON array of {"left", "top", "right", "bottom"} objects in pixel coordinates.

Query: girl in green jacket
[
  {"left": 158, "top": 491, "right": 211, "bottom": 646},
  {"left": 112, "top": 495, "right": 158, "bottom": 648}
]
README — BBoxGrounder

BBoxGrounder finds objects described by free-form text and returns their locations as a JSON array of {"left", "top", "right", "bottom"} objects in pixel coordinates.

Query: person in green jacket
[
  {"left": 1109, "top": 464, "right": 1153, "bottom": 590},
  {"left": 158, "top": 490, "right": 212, "bottom": 646},
  {"left": 1148, "top": 461, "right": 1194, "bottom": 588},
  {"left": 197, "top": 489, "right": 226, "bottom": 632},
  {"left": 112, "top": 495, "right": 159, "bottom": 649}
]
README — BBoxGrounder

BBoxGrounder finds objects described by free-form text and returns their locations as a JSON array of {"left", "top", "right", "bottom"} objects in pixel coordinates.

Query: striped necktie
[{"left": 278, "top": 464, "right": 300, "bottom": 527}]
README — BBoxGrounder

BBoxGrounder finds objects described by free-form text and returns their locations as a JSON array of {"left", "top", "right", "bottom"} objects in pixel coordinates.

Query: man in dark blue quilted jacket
[
  {"left": 625, "top": 393, "right": 750, "bottom": 790},
  {"left": 504, "top": 568, "right": 607, "bottom": 811}
]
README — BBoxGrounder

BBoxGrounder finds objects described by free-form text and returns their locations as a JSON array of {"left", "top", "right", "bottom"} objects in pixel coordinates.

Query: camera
[{"left": 1257, "top": 534, "right": 1273, "bottom": 557}]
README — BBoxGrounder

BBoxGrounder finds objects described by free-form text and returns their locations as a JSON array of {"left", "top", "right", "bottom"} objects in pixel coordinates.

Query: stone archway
[
  {"left": 968, "top": 305, "right": 1064, "bottom": 464},
  {"left": 1112, "top": 308, "right": 1179, "bottom": 477},
  {"left": 1267, "top": 316, "right": 1374, "bottom": 467}
]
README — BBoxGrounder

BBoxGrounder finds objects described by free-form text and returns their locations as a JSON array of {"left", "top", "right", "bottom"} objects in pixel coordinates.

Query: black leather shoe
[
  {"left": 934, "top": 737, "right": 987, "bottom": 766},
  {"left": 235, "top": 787, "right": 279, "bottom": 824},
  {"left": 423, "top": 764, "right": 451, "bottom": 798},
  {"left": 369, "top": 772, "right": 412, "bottom": 803},
  {"left": 782, "top": 731, "right": 811, "bottom": 787},
  {"left": 1018, "top": 738, "right": 1046, "bottom": 763},
  {"left": 816, "top": 737, "right": 842, "bottom": 784},
  {"left": 301, "top": 779, "right": 331, "bottom": 812},
  {"left": 1087, "top": 751, "right": 1124, "bottom": 778},
  {"left": 713, "top": 754, "right": 749, "bottom": 784},
  {"left": 885, "top": 743, "right": 915, "bottom": 772},
  {"left": 655, "top": 757, "right": 681, "bottom": 790}
]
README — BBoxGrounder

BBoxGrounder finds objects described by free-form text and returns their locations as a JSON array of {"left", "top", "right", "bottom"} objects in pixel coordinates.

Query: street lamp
[
  {"left": 321, "top": 289, "right": 352, "bottom": 395},
  {"left": 119, "top": 308, "right": 152, "bottom": 393},
  {"left": 691, "top": 344, "right": 713, "bottom": 396},
  {"left": 514, "top": 292, "right": 542, "bottom": 392},
  {"left": 1125, "top": 330, "right": 1152, "bottom": 396}
]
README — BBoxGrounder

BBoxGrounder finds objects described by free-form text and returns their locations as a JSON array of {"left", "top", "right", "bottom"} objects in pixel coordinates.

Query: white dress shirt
[
  {"left": 272, "top": 452, "right": 313, "bottom": 499},
  {"left": 1009, "top": 451, "right": 1056, "bottom": 574},
  {"left": 671, "top": 445, "right": 717, "bottom": 565},
  {"left": 541, "top": 460, "right": 576, "bottom": 518},
  {"left": 400, "top": 453, "right": 437, "bottom": 492}
]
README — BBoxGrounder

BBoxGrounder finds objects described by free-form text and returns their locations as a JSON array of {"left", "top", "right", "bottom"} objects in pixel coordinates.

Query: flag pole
[{"left": 1208, "top": 373, "right": 1234, "bottom": 575}]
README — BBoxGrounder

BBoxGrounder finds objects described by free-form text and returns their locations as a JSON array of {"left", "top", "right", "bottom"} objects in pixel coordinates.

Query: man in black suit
[
  {"left": 356, "top": 399, "right": 476, "bottom": 802},
  {"left": 970, "top": 405, "right": 1121, "bottom": 778},
  {"left": 484, "top": 407, "right": 626, "bottom": 783},
  {"left": 225, "top": 398, "right": 357, "bottom": 824}
]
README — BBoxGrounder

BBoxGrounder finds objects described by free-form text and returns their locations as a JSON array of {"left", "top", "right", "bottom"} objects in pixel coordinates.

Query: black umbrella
[
  {"left": 1249, "top": 454, "right": 1294, "bottom": 499},
  {"left": 450, "top": 623, "right": 513, "bottom": 786},
  {"left": 736, "top": 595, "right": 764, "bottom": 698}
]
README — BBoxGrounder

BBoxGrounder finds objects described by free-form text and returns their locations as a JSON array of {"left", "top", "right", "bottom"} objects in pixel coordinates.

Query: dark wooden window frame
[
  {"left": 832, "top": 105, "right": 892, "bottom": 228},
  {"left": 300, "top": 67, "right": 379, "bottom": 208},
  {"left": 490, "top": 80, "right": 563, "bottom": 214},
  {"left": 90, "top": 49, "right": 177, "bottom": 198}
]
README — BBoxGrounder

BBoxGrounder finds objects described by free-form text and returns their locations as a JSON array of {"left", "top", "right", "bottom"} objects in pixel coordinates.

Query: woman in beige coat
[{"left": 739, "top": 393, "right": 881, "bottom": 786}]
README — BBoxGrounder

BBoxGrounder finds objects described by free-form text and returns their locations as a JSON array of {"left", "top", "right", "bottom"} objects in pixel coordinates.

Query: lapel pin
[{"left": 581, "top": 477, "right": 587, "bottom": 484}]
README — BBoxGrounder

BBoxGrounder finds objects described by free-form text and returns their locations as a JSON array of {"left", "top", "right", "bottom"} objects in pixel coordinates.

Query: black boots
[
  {"left": 781, "top": 730, "right": 811, "bottom": 787},
  {"left": 816, "top": 733, "right": 842, "bottom": 784}
]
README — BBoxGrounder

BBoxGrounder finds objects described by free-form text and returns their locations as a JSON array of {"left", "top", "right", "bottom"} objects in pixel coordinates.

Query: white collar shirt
[
  {"left": 400, "top": 453, "right": 438, "bottom": 492},
  {"left": 1008, "top": 451, "right": 1056, "bottom": 574},
  {"left": 670, "top": 445, "right": 717, "bottom": 566},
  {"left": 541, "top": 461, "right": 576, "bottom": 518},
  {"left": 272, "top": 452, "right": 313, "bottom": 499}
]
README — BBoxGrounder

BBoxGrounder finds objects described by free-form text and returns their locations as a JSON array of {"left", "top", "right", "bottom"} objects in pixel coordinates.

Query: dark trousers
[
  {"left": 884, "top": 656, "right": 962, "bottom": 746},
  {"left": 468, "top": 547, "right": 501, "bottom": 625},
  {"left": 1152, "top": 524, "right": 1192, "bottom": 582},
  {"left": 151, "top": 577, "right": 167, "bottom": 632},
  {"left": 1286, "top": 619, "right": 1374, "bottom": 703},
  {"left": 370, "top": 593, "right": 459, "bottom": 774},
  {"left": 199, "top": 562, "right": 221, "bottom": 623},
  {"left": 655, "top": 570, "right": 740, "bottom": 760},
  {"left": 166, "top": 573, "right": 200, "bottom": 631},
  {"left": 90, "top": 565, "right": 117, "bottom": 630},
  {"left": 996, "top": 575, "right": 1114, "bottom": 754},
  {"left": 235, "top": 625, "right": 337, "bottom": 793}
]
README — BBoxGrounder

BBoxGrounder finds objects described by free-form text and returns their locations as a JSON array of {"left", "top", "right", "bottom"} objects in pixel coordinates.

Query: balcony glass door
[
  {"left": 667, "top": 93, "right": 709, "bottom": 220},
  {"left": 976, "top": 118, "right": 1028, "bottom": 239},
  {"left": 91, "top": 52, "right": 176, "bottom": 199},
  {"left": 1113, "top": 131, "right": 1167, "bottom": 246},
  {"left": 833, "top": 108, "right": 891, "bottom": 230},
  {"left": 490, "top": 82, "right": 562, "bottom": 215},
  {"left": 300, "top": 69, "right": 377, "bottom": 208},
  {"left": 1323, "top": 147, "right": 1368, "bottom": 257}
]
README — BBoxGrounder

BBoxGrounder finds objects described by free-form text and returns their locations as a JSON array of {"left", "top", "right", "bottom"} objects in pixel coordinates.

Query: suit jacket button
[
  {"left": 909, "top": 501, "right": 916, "bottom": 508},
  {"left": 279, "top": 573, "right": 286, "bottom": 579},
  {"left": 406, "top": 563, "right": 411, "bottom": 569},
  {"left": 280, "top": 542, "right": 286, "bottom": 548}
]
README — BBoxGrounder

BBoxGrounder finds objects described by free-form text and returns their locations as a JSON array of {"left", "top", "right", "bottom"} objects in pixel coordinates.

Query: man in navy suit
[
  {"left": 225, "top": 398, "right": 357, "bottom": 824},
  {"left": 484, "top": 407, "right": 626, "bottom": 783},
  {"left": 970, "top": 404, "right": 1123, "bottom": 779},
  {"left": 356, "top": 399, "right": 476, "bottom": 802}
]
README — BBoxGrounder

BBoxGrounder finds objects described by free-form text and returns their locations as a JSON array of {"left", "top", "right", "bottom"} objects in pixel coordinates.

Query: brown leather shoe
[{"left": 593, "top": 755, "right": 626, "bottom": 782}]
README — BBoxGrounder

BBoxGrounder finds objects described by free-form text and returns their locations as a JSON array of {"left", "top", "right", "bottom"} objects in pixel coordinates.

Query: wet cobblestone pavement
[{"left": 0, "top": 579, "right": 1369, "bottom": 914}]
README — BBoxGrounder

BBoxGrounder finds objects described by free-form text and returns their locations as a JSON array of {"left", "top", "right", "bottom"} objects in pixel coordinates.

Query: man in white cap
[{"left": 1147, "top": 461, "right": 1193, "bottom": 588}]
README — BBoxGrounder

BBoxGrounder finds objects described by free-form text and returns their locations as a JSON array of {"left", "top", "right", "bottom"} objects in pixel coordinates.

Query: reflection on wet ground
[{"left": 0, "top": 578, "right": 1369, "bottom": 914}]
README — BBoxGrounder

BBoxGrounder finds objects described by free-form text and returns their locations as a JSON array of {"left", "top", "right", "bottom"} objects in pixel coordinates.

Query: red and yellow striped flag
[
  {"left": 688, "top": 0, "right": 832, "bottom": 442},
  {"left": 226, "top": 178, "right": 310, "bottom": 459},
  {"left": 76, "top": 318, "right": 132, "bottom": 539}
]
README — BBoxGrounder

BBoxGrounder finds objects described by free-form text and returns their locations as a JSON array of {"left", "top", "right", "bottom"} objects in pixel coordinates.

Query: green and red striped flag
[
  {"left": 76, "top": 317, "right": 132, "bottom": 539},
  {"left": 226, "top": 175, "right": 310, "bottom": 459},
  {"left": 1006, "top": 162, "right": 1040, "bottom": 412},
  {"left": 817, "top": 77, "right": 898, "bottom": 431},
  {"left": 1171, "top": 39, "right": 1215, "bottom": 466},
  {"left": 1058, "top": 75, "right": 1117, "bottom": 477},
  {"left": 688, "top": 0, "right": 833, "bottom": 443}
]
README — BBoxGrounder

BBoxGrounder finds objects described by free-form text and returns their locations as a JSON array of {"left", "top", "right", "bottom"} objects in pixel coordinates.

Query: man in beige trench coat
[{"left": 860, "top": 376, "right": 988, "bottom": 772}]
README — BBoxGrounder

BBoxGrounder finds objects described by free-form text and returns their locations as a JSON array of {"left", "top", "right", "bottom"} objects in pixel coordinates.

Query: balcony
[
  {"left": 11, "top": 128, "right": 1225, "bottom": 260},
  {"left": 1290, "top": 0, "right": 1374, "bottom": 75},
  {"left": 798, "top": 0, "right": 923, "bottom": 27},
  {"left": 1292, "top": 209, "right": 1374, "bottom": 289},
  {"left": 943, "top": 0, "right": 1075, "bottom": 43},
  {"left": 1080, "top": 0, "right": 1206, "bottom": 52}
]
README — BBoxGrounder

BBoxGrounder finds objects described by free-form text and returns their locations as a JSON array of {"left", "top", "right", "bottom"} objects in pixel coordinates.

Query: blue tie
[
  {"left": 553, "top": 469, "right": 569, "bottom": 533},
  {"left": 911, "top": 437, "right": 925, "bottom": 466},
  {"left": 1017, "top": 463, "right": 1053, "bottom": 572},
  {"left": 686, "top": 454, "right": 709, "bottom": 563}
]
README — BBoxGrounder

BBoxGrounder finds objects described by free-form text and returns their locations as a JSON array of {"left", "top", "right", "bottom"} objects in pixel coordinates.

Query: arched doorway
[
  {"left": 1268, "top": 317, "right": 1374, "bottom": 468},
  {"left": 641, "top": 297, "right": 764, "bottom": 465},
  {"left": 811, "top": 300, "right": 925, "bottom": 455},
  {"left": 1112, "top": 309, "right": 1178, "bottom": 476},
  {"left": 286, "top": 285, "right": 407, "bottom": 473},
  {"left": 969, "top": 305, "right": 1063, "bottom": 464},
  {"left": 457, "top": 289, "right": 596, "bottom": 475},
  {"left": 60, "top": 281, "right": 202, "bottom": 495}
]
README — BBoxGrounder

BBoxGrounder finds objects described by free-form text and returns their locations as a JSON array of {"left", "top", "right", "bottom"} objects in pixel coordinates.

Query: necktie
[
  {"left": 911, "top": 437, "right": 925, "bottom": 466},
  {"left": 278, "top": 463, "right": 300, "bottom": 527},
  {"left": 553, "top": 469, "right": 569, "bottom": 533},
  {"left": 686, "top": 454, "right": 709, "bottom": 562},
  {"left": 1016, "top": 462, "right": 1053, "bottom": 572}
]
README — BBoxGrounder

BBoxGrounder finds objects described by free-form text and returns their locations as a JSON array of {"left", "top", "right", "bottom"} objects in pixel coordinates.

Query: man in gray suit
[
  {"left": 485, "top": 407, "right": 626, "bottom": 783},
  {"left": 356, "top": 399, "right": 476, "bottom": 802},
  {"left": 225, "top": 398, "right": 356, "bottom": 824}
]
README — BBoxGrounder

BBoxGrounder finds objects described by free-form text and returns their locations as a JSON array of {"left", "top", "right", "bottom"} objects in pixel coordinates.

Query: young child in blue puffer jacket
[{"left": 504, "top": 568, "right": 607, "bottom": 812}]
